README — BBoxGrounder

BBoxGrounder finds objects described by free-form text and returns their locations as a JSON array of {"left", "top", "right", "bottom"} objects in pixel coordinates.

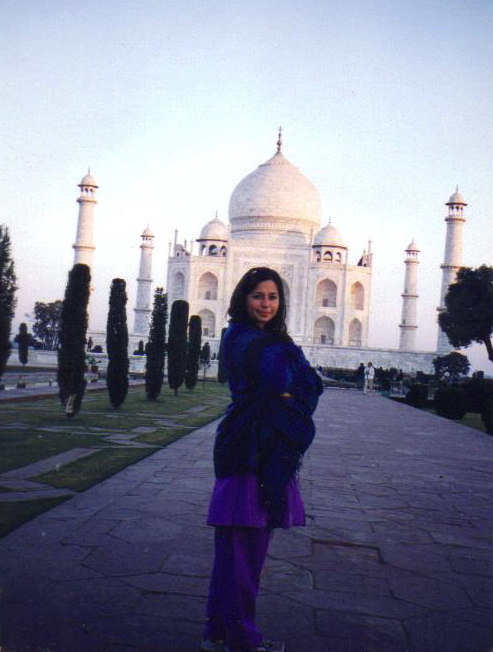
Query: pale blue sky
[{"left": 1, "top": 0, "right": 492, "bottom": 369}]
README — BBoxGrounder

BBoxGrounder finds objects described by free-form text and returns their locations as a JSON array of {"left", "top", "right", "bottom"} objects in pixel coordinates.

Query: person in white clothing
[{"left": 363, "top": 362, "right": 375, "bottom": 394}]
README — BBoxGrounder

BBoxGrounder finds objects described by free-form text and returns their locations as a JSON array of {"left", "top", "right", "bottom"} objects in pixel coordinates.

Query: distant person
[
  {"left": 363, "top": 362, "right": 375, "bottom": 394},
  {"left": 356, "top": 362, "right": 365, "bottom": 391},
  {"left": 200, "top": 267, "right": 322, "bottom": 652}
]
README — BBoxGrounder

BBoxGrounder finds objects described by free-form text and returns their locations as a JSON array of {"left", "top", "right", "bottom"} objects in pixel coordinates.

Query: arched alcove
[
  {"left": 199, "top": 309, "right": 216, "bottom": 338},
  {"left": 348, "top": 318, "right": 362, "bottom": 346},
  {"left": 172, "top": 272, "right": 185, "bottom": 302},
  {"left": 198, "top": 272, "right": 218, "bottom": 300},
  {"left": 314, "top": 316, "right": 335, "bottom": 345},
  {"left": 316, "top": 279, "right": 337, "bottom": 308},
  {"left": 351, "top": 282, "right": 364, "bottom": 310}
]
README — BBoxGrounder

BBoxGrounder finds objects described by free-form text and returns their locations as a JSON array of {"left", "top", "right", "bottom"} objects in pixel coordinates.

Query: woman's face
[{"left": 246, "top": 280, "right": 280, "bottom": 329}]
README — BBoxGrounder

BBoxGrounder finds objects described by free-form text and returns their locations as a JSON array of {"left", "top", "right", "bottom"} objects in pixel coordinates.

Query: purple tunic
[{"left": 207, "top": 473, "right": 305, "bottom": 528}]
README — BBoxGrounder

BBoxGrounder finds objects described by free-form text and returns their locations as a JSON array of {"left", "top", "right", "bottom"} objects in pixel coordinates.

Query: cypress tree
[
  {"left": 185, "top": 315, "right": 202, "bottom": 391},
  {"left": 200, "top": 341, "right": 211, "bottom": 385},
  {"left": 0, "top": 226, "right": 17, "bottom": 378},
  {"left": 18, "top": 322, "right": 29, "bottom": 366},
  {"left": 168, "top": 300, "right": 189, "bottom": 396},
  {"left": 57, "top": 264, "right": 91, "bottom": 417},
  {"left": 145, "top": 288, "right": 168, "bottom": 401},
  {"left": 106, "top": 278, "right": 129, "bottom": 408},
  {"left": 217, "top": 327, "right": 227, "bottom": 384}
]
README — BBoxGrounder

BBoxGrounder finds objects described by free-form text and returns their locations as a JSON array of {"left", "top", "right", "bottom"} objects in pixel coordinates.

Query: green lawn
[
  {"left": 0, "top": 497, "right": 69, "bottom": 538},
  {"left": 389, "top": 397, "right": 490, "bottom": 435},
  {"left": 0, "top": 382, "right": 230, "bottom": 536}
]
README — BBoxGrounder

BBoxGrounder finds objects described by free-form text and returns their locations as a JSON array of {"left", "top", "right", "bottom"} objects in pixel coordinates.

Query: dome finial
[
  {"left": 276, "top": 126, "right": 283, "bottom": 153},
  {"left": 456, "top": 184, "right": 459, "bottom": 193}
]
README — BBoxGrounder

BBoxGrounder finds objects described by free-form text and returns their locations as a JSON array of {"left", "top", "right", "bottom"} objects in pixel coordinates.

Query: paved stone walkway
[{"left": 0, "top": 390, "right": 492, "bottom": 652}]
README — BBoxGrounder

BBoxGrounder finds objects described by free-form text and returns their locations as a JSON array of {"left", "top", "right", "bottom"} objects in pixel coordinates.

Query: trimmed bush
[
  {"left": 57, "top": 264, "right": 91, "bottom": 416},
  {"left": 106, "top": 278, "right": 129, "bottom": 408},
  {"left": 185, "top": 315, "right": 202, "bottom": 391},
  {"left": 405, "top": 383, "right": 428, "bottom": 408},
  {"left": 145, "top": 288, "right": 168, "bottom": 401},
  {"left": 168, "top": 300, "right": 189, "bottom": 396},
  {"left": 434, "top": 386, "right": 468, "bottom": 420}
]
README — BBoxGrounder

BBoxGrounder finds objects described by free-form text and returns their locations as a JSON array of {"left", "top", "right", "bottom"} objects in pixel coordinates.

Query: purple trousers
[{"left": 203, "top": 526, "right": 272, "bottom": 649}]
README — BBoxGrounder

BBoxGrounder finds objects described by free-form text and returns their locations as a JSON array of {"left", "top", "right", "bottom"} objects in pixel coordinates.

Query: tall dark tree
[
  {"left": 200, "top": 341, "right": 211, "bottom": 385},
  {"left": 106, "top": 278, "right": 129, "bottom": 408},
  {"left": 185, "top": 315, "right": 202, "bottom": 391},
  {"left": 18, "top": 322, "right": 29, "bottom": 366},
  {"left": 0, "top": 226, "right": 17, "bottom": 377},
  {"left": 145, "top": 288, "right": 168, "bottom": 401},
  {"left": 57, "top": 264, "right": 91, "bottom": 417},
  {"left": 439, "top": 265, "right": 493, "bottom": 364},
  {"left": 168, "top": 300, "right": 189, "bottom": 396},
  {"left": 217, "top": 327, "right": 228, "bottom": 384},
  {"left": 33, "top": 300, "right": 63, "bottom": 350}
]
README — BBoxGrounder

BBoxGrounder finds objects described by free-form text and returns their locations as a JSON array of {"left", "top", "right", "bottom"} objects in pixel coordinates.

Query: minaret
[
  {"left": 73, "top": 170, "right": 98, "bottom": 269},
  {"left": 133, "top": 225, "right": 154, "bottom": 334},
  {"left": 437, "top": 187, "right": 467, "bottom": 353},
  {"left": 399, "top": 239, "right": 419, "bottom": 350}
]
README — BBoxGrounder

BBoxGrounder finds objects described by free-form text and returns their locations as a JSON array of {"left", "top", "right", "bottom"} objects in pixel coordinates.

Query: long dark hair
[{"left": 228, "top": 267, "right": 290, "bottom": 340}]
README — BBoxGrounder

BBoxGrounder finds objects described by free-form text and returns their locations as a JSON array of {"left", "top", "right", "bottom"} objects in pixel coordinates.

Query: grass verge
[
  {"left": 33, "top": 447, "right": 156, "bottom": 492},
  {"left": 0, "top": 496, "right": 69, "bottom": 538},
  {"left": 0, "top": 381, "right": 230, "bottom": 536}
]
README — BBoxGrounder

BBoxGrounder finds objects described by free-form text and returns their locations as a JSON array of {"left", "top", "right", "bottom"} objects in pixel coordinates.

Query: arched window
[
  {"left": 220, "top": 246, "right": 227, "bottom": 257},
  {"left": 316, "top": 279, "right": 337, "bottom": 308},
  {"left": 314, "top": 316, "right": 335, "bottom": 345},
  {"left": 314, "top": 251, "right": 321, "bottom": 263},
  {"left": 199, "top": 309, "right": 216, "bottom": 338},
  {"left": 323, "top": 250, "right": 333, "bottom": 262},
  {"left": 351, "top": 282, "right": 364, "bottom": 310},
  {"left": 348, "top": 319, "right": 362, "bottom": 346},
  {"left": 172, "top": 272, "right": 185, "bottom": 302},
  {"left": 209, "top": 244, "right": 218, "bottom": 256},
  {"left": 198, "top": 272, "right": 218, "bottom": 300},
  {"left": 335, "top": 252, "right": 342, "bottom": 263}
]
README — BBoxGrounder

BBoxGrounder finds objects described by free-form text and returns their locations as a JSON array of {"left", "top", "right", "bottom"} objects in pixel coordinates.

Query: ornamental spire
[{"left": 276, "top": 125, "right": 283, "bottom": 153}]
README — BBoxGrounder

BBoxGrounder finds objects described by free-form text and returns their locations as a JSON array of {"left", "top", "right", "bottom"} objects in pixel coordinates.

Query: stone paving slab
[{"left": 0, "top": 390, "right": 492, "bottom": 652}]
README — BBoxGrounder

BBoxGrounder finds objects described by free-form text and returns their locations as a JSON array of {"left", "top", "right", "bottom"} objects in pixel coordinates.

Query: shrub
[
  {"left": 434, "top": 386, "right": 467, "bottom": 420},
  {"left": 185, "top": 315, "right": 202, "bottom": 391},
  {"left": 106, "top": 278, "right": 129, "bottom": 408},
  {"left": 57, "top": 264, "right": 90, "bottom": 416},
  {"left": 145, "top": 288, "right": 168, "bottom": 401},
  {"left": 460, "top": 377, "right": 493, "bottom": 434},
  {"left": 405, "top": 383, "right": 429, "bottom": 408},
  {"left": 168, "top": 300, "right": 189, "bottom": 395}
]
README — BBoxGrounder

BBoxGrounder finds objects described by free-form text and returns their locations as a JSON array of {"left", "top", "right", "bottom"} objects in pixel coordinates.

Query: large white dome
[{"left": 229, "top": 149, "right": 322, "bottom": 241}]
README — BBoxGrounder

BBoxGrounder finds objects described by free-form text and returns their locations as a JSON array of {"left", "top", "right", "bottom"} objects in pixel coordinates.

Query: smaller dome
[
  {"left": 198, "top": 216, "right": 228, "bottom": 241},
  {"left": 406, "top": 239, "right": 419, "bottom": 251},
  {"left": 314, "top": 223, "right": 346, "bottom": 247},
  {"left": 446, "top": 187, "right": 466, "bottom": 206},
  {"left": 79, "top": 172, "right": 98, "bottom": 188},
  {"left": 141, "top": 225, "right": 154, "bottom": 237}
]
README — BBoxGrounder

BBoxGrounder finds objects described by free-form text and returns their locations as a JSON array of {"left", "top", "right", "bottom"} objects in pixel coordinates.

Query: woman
[{"left": 200, "top": 267, "right": 322, "bottom": 652}]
